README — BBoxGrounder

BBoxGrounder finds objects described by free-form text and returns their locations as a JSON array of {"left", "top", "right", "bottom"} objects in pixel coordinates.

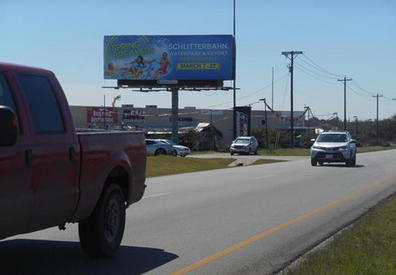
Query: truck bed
[{"left": 70, "top": 130, "right": 147, "bottom": 222}]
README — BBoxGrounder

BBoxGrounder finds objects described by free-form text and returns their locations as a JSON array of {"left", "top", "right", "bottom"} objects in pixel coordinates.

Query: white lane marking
[
  {"left": 254, "top": 175, "right": 275, "bottom": 180},
  {"left": 143, "top": 192, "right": 171, "bottom": 199}
]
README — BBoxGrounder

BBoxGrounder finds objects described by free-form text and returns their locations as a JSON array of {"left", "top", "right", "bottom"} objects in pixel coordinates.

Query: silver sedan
[
  {"left": 145, "top": 139, "right": 176, "bottom": 156},
  {"left": 155, "top": 139, "right": 191, "bottom": 157}
]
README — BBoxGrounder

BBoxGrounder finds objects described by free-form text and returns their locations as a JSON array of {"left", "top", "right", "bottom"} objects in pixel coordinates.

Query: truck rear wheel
[{"left": 79, "top": 184, "right": 126, "bottom": 257}]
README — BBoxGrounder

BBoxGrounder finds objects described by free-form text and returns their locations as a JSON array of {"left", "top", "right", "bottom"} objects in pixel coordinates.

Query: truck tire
[{"left": 79, "top": 184, "right": 126, "bottom": 257}]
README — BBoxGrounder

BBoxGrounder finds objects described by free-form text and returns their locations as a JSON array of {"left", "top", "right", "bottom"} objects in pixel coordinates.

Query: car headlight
[
  {"left": 312, "top": 145, "right": 325, "bottom": 150},
  {"left": 338, "top": 146, "right": 349, "bottom": 151}
]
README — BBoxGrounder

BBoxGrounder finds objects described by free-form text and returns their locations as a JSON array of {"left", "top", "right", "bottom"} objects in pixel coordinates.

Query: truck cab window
[
  {"left": 18, "top": 75, "right": 65, "bottom": 134},
  {"left": 0, "top": 73, "right": 21, "bottom": 133},
  {"left": 0, "top": 74, "right": 17, "bottom": 113}
]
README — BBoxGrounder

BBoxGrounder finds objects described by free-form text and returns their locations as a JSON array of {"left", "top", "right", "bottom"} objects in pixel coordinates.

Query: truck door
[
  {"left": 17, "top": 73, "right": 79, "bottom": 232},
  {"left": 0, "top": 72, "right": 33, "bottom": 239}
]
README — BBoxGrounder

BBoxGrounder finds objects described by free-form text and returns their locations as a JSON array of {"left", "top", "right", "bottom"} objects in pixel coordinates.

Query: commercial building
[{"left": 71, "top": 105, "right": 306, "bottom": 145}]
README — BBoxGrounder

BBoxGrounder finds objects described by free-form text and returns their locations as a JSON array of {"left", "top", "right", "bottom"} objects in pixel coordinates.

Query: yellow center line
[{"left": 169, "top": 172, "right": 396, "bottom": 275}]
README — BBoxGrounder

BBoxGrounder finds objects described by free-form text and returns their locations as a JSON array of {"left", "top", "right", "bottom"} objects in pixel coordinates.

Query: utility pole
[
  {"left": 232, "top": 0, "right": 237, "bottom": 140},
  {"left": 281, "top": 51, "right": 303, "bottom": 149},
  {"left": 271, "top": 67, "right": 274, "bottom": 109},
  {"left": 259, "top": 98, "right": 269, "bottom": 150},
  {"left": 372, "top": 94, "right": 383, "bottom": 145},
  {"left": 337, "top": 76, "right": 352, "bottom": 131}
]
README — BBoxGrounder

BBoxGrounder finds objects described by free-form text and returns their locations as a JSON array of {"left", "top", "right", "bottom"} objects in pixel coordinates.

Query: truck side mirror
[{"left": 0, "top": 106, "right": 18, "bottom": 146}]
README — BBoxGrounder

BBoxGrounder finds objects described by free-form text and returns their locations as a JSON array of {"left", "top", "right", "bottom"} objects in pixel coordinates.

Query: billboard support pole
[
  {"left": 171, "top": 88, "right": 179, "bottom": 144},
  {"left": 103, "top": 94, "right": 106, "bottom": 130}
]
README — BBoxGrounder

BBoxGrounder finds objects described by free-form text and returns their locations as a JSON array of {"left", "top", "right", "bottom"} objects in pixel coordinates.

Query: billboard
[
  {"left": 122, "top": 109, "right": 146, "bottom": 125},
  {"left": 104, "top": 35, "right": 234, "bottom": 81},
  {"left": 87, "top": 107, "right": 118, "bottom": 124},
  {"left": 235, "top": 106, "right": 251, "bottom": 137}
]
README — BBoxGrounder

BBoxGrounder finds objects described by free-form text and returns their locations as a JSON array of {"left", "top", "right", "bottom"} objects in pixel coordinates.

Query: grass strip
[
  {"left": 288, "top": 195, "right": 396, "bottom": 275},
  {"left": 357, "top": 146, "right": 396, "bottom": 154},
  {"left": 258, "top": 149, "right": 311, "bottom": 156},
  {"left": 146, "top": 156, "right": 234, "bottom": 178}
]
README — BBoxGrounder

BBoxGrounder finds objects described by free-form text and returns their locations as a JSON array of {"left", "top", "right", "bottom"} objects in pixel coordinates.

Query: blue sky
[{"left": 1, "top": 0, "right": 395, "bottom": 120}]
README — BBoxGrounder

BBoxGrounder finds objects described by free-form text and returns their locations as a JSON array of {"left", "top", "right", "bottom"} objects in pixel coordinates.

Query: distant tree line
[{"left": 252, "top": 115, "right": 396, "bottom": 149}]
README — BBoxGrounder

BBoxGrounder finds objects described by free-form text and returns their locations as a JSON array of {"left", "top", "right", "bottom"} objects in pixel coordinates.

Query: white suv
[
  {"left": 230, "top": 136, "right": 258, "bottom": 155},
  {"left": 311, "top": 131, "right": 357, "bottom": 167}
]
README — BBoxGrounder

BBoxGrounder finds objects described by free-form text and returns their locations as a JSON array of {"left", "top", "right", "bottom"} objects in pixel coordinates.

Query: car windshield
[
  {"left": 317, "top": 134, "right": 348, "bottom": 143},
  {"left": 234, "top": 139, "right": 249, "bottom": 144},
  {"left": 159, "top": 140, "right": 175, "bottom": 145}
]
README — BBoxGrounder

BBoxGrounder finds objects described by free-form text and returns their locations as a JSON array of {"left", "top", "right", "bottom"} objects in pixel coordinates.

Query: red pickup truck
[{"left": 0, "top": 62, "right": 146, "bottom": 257}]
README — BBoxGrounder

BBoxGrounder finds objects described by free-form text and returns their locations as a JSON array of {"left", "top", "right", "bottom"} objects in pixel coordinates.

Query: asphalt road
[{"left": 2, "top": 150, "right": 396, "bottom": 275}]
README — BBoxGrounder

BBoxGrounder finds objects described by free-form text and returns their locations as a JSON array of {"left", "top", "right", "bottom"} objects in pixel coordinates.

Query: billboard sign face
[
  {"left": 235, "top": 106, "right": 251, "bottom": 137},
  {"left": 87, "top": 107, "right": 118, "bottom": 124},
  {"left": 104, "top": 35, "right": 234, "bottom": 81},
  {"left": 237, "top": 111, "right": 249, "bottom": 137},
  {"left": 122, "top": 109, "right": 146, "bottom": 125}
]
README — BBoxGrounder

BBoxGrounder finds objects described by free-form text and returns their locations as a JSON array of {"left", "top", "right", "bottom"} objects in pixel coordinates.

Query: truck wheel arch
[
  {"left": 105, "top": 165, "right": 131, "bottom": 206},
  {"left": 71, "top": 158, "right": 135, "bottom": 223}
]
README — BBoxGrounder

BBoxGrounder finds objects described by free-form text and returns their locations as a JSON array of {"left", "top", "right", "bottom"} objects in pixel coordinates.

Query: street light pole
[
  {"left": 232, "top": 0, "right": 237, "bottom": 140},
  {"left": 271, "top": 67, "right": 274, "bottom": 109},
  {"left": 259, "top": 98, "right": 269, "bottom": 150}
]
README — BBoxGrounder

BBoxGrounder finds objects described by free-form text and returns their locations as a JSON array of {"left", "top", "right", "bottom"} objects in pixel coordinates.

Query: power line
[
  {"left": 294, "top": 60, "right": 338, "bottom": 80},
  {"left": 237, "top": 73, "right": 289, "bottom": 102},
  {"left": 350, "top": 80, "right": 374, "bottom": 96},
  {"left": 300, "top": 55, "right": 344, "bottom": 78},
  {"left": 201, "top": 73, "right": 289, "bottom": 109},
  {"left": 347, "top": 84, "right": 374, "bottom": 99},
  {"left": 294, "top": 63, "right": 341, "bottom": 85}
]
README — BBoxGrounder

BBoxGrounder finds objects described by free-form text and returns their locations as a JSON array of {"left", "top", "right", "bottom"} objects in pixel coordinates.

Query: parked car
[
  {"left": 146, "top": 139, "right": 176, "bottom": 156},
  {"left": 156, "top": 139, "right": 191, "bottom": 157},
  {"left": 0, "top": 62, "right": 146, "bottom": 257},
  {"left": 230, "top": 136, "right": 259, "bottom": 155},
  {"left": 311, "top": 131, "right": 357, "bottom": 167}
]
